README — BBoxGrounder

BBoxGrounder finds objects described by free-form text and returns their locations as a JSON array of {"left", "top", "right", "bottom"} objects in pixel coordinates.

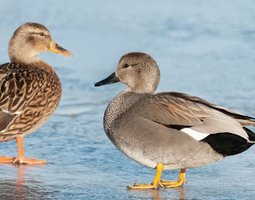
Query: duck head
[
  {"left": 8, "top": 22, "right": 72, "bottom": 64},
  {"left": 95, "top": 52, "right": 160, "bottom": 94}
]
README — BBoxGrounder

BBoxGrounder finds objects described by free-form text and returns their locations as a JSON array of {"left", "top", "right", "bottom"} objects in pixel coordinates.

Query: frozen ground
[{"left": 0, "top": 0, "right": 255, "bottom": 199}]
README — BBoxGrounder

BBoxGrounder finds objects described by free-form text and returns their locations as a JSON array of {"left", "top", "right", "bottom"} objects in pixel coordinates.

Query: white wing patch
[{"left": 181, "top": 128, "right": 209, "bottom": 141}]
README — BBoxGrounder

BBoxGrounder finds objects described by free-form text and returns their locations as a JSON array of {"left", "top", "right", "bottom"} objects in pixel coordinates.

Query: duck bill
[
  {"left": 48, "top": 41, "right": 73, "bottom": 56},
  {"left": 94, "top": 72, "right": 120, "bottom": 87}
]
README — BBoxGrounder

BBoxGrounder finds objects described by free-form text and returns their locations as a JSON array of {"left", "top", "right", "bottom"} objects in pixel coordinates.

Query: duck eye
[
  {"left": 39, "top": 32, "right": 44, "bottom": 36},
  {"left": 123, "top": 64, "right": 130, "bottom": 68}
]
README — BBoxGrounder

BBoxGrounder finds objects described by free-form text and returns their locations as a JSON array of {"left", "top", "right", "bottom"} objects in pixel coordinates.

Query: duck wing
[
  {"left": 132, "top": 91, "right": 255, "bottom": 156},
  {"left": 138, "top": 92, "right": 255, "bottom": 141}
]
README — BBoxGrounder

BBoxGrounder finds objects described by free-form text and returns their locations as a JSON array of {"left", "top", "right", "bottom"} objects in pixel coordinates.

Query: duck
[
  {"left": 95, "top": 52, "right": 255, "bottom": 189},
  {"left": 0, "top": 22, "right": 72, "bottom": 165}
]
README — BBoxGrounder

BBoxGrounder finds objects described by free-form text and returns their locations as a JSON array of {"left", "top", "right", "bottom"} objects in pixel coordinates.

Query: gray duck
[{"left": 95, "top": 52, "right": 255, "bottom": 189}]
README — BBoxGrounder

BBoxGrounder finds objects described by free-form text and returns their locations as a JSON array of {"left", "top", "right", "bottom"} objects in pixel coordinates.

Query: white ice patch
[{"left": 181, "top": 128, "right": 209, "bottom": 141}]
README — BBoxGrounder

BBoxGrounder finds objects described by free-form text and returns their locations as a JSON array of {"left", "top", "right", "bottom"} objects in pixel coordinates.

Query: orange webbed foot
[
  {"left": 13, "top": 157, "right": 47, "bottom": 165},
  {"left": 0, "top": 136, "right": 47, "bottom": 165},
  {"left": 0, "top": 156, "right": 47, "bottom": 165},
  {"left": 0, "top": 156, "right": 15, "bottom": 163},
  {"left": 161, "top": 168, "right": 187, "bottom": 188}
]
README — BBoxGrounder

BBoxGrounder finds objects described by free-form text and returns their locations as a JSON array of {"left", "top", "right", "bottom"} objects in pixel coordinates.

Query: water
[{"left": 0, "top": 0, "right": 255, "bottom": 199}]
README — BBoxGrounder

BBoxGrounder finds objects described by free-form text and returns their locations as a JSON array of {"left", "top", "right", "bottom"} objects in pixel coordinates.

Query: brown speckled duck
[{"left": 0, "top": 22, "right": 72, "bottom": 165}]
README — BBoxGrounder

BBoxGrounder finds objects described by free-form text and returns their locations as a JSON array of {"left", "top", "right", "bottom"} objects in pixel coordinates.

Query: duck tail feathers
[{"left": 244, "top": 127, "right": 255, "bottom": 143}]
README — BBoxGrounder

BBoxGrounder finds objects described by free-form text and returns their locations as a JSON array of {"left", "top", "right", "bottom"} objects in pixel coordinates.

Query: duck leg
[
  {"left": 161, "top": 168, "right": 187, "bottom": 188},
  {"left": 0, "top": 136, "right": 46, "bottom": 165},
  {"left": 13, "top": 136, "right": 47, "bottom": 165},
  {"left": 128, "top": 163, "right": 164, "bottom": 190}
]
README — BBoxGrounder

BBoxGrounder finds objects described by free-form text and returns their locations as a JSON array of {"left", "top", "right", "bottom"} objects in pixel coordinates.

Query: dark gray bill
[{"left": 94, "top": 72, "right": 120, "bottom": 87}]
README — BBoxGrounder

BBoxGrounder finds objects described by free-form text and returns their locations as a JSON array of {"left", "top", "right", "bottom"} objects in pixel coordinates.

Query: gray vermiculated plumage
[{"left": 97, "top": 52, "right": 255, "bottom": 170}]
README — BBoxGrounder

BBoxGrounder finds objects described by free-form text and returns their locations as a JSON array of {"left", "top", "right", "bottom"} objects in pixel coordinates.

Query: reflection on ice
[{"left": 0, "top": 165, "right": 57, "bottom": 200}]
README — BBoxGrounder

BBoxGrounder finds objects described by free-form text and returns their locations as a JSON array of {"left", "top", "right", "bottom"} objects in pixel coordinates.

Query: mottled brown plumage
[
  {"left": 0, "top": 22, "right": 72, "bottom": 164},
  {"left": 0, "top": 62, "right": 61, "bottom": 142}
]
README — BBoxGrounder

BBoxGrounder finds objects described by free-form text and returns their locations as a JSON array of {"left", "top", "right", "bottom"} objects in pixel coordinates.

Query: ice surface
[{"left": 0, "top": 0, "right": 255, "bottom": 199}]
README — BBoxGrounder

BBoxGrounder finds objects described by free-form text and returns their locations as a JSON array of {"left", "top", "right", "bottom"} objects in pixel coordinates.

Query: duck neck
[
  {"left": 8, "top": 41, "right": 40, "bottom": 65},
  {"left": 9, "top": 47, "right": 56, "bottom": 75},
  {"left": 10, "top": 52, "right": 39, "bottom": 65},
  {"left": 127, "top": 84, "right": 157, "bottom": 94}
]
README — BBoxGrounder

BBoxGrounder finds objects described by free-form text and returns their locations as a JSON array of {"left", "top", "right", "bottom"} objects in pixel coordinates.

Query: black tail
[
  {"left": 202, "top": 129, "right": 255, "bottom": 157},
  {"left": 244, "top": 127, "right": 255, "bottom": 143}
]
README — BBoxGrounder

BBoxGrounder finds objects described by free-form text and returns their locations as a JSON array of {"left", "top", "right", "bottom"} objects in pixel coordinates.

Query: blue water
[{"left": 0, "top": 0, "right": 255, "bottom": 199}]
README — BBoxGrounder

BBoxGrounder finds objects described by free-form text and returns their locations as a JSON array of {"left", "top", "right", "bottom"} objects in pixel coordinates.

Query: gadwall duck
[
  {"left": 0, "top": 22, "right": 72, "bottom": 165},
  {"left": 95, "top": 52, "right": 255, "bottom": 189}
]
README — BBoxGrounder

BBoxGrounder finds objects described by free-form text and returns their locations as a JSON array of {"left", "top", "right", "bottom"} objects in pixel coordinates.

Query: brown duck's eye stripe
[
  {"left": 30, "top": 32, "right": 45, "bottom": 36},
  {"left": 123, "top": 64, "right": 129, "bottom": 68},
  {"left": 123, "top": 63, "right": 139, "bottom": 68}
]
